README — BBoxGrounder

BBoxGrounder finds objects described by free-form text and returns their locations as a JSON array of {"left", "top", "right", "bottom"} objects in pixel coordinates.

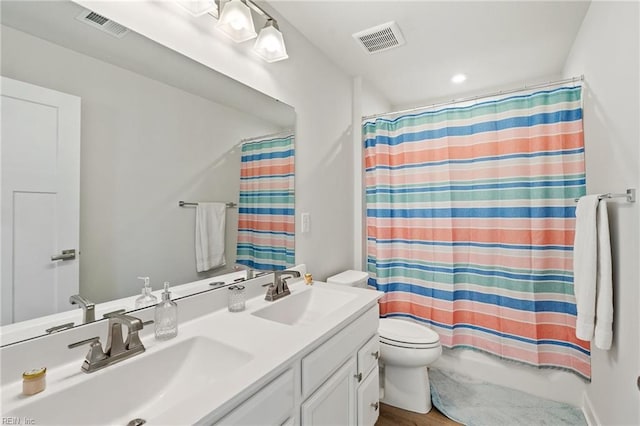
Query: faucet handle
[
  {"left": 68, "top": 336, "right": 108, "bottom": 367},
  {"left": 281, "top": 276, "right": 292, "bottom": 293},
  {"left": 68, "top": 336, "right": 100, "bottom": 349}
]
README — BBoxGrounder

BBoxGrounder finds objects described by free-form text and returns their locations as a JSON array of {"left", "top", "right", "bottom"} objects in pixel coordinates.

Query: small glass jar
[
  {"left": 228, "top": 285, "right": 246, "bottom": 312},
  {"left": 22, "top": 367, "right": 46, "bottom": 396}
]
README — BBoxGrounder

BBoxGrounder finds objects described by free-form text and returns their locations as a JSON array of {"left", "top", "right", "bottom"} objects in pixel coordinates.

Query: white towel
[
  {"left": 594, "top": 200, "right": 613, "bottom": 350},
  {"left": 573, "top": 195, "right": 599, "bottom": 340},
  {"left": 195, "top": 202, "right": 226, "bottom": 272},
  {"left": 572, "top": 195, "right": 613, "bottom": 349}
]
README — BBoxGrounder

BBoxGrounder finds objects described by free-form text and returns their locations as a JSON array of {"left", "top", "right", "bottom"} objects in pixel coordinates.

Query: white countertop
[{"left": 0, "top": 280, "right": 382, "bottom": 425}]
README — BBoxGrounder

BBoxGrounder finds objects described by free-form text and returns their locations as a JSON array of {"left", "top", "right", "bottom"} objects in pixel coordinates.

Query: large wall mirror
[{"left": 0, "top": 0, "right": 295, "bottom": 342}]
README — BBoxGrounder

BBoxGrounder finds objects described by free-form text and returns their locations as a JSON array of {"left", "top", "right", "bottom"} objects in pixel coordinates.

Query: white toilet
[{"left": 327, "top": 270, "right": 442, "bottom": 414}]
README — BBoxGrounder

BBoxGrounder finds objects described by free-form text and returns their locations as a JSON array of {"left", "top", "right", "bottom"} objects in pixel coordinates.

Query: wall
[
  {"left": 563, "top": 2, "right": 640, "bottom": 424},
  {"left": 72, "top": 0, "right": 355, "bottom": 281},
  {"left": 1, "top": 26, "right": 281, "bottom": 302}
]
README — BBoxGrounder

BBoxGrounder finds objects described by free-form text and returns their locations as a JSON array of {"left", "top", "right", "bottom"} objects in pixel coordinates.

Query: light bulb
[
  {"left": 253, "top": 20, "right": 288, "bottom": 62},
  {"left": 215, "top": 0, "right": 256, "bottom": 43},
  {"left": 230, "top": 19, "right": 244, "bottom": 31},
  {"left": 263, "top": 35, "right": 279, "bottom": 53},
  {"left": 451, "top": 73, "right": 467, "bottom": 84}
]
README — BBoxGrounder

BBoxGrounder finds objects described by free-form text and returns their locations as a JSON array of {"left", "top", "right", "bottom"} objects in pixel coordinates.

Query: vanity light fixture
[
  {"left": 181, "top": 0, "right": 289, "bottom": 62},
  {"left": 253, "top": 19, "right": 288, "bottom": 63},
  {"left": 177, "top": 0, "right": 218, "bottom": 17},
  {"left": 215, "top": 0, "right": 257, "bottom": 43},
  {"left": 451, "top": 73, "right": 467, "bottom": 84}
]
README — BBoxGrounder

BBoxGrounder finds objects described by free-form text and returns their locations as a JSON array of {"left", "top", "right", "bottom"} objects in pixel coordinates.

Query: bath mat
[{"left": 429, "top": 368, "right": 587, "bottom": 426}]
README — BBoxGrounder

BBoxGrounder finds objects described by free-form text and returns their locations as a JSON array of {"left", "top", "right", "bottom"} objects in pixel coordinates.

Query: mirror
[{"left": 0, "top": 0, "right": 295, "bottom": 343}]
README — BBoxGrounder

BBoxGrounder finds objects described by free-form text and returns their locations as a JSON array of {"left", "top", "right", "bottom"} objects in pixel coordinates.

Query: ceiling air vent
[
  {"left": 75, "top": 9, "right": 130, "bottom": 39},
  {"left": 352, "top": 21, "right": 405, "bottom": 55}
]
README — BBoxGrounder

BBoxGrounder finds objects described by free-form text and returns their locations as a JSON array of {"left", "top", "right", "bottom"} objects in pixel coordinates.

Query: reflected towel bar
[
  {"left": 179, "top": 201, "right": 237, "bottom": 208},
  {"left": 574, "top": 188, "right": 636, "bottom": 203}
]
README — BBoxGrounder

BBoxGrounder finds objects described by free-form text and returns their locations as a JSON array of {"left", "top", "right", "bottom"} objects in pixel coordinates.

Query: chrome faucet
[
  {"left": 69, "top": 294, "right": 95, "bottom": 323},
  {"left": 264, "top": 270, "right": 301, "bottom": 301},
  {"left": 234, "top": 264, "right": 256, "bottom": 280},
  {"left": 235, "top": 264, "right": 270, "bottom": 280},
  {"left": 68, "top": 313, "right": 146, "bottom": 373}
]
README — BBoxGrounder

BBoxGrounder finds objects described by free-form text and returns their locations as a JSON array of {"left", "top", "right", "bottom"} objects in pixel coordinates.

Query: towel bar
[
  {"left": 574, "top": 188, "right": 636, "bottom": 203},
  {"left": 178, "top": 201, "right": 237, "bottom": 208}
]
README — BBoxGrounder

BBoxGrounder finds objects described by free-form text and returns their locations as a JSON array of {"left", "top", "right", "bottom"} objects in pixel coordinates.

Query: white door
[
  {"left": 301, "top": 358, "right": 356, "bottom": 425},
  {"left": 1, "top": 76, "right": 81, "bottom": 325},
  {"left": 357, "top": 369, "right": 380, "bottom": 426}
]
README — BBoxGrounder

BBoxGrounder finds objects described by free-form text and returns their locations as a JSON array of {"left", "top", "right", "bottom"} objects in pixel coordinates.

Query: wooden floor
[{"left": 375, "top": 403, "right": 460, "bottom": 426}]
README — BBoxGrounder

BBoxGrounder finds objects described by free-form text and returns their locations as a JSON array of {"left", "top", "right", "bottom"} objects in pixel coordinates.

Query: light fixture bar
[
  {"left": 243, "top": 0, "right": 270, "bottom": 18},
  {"left": 215, "top": 0, "right": 271, "bottom": 20},
  {"left": 212, "top": 0, "right": 288, "bottom": 62}
]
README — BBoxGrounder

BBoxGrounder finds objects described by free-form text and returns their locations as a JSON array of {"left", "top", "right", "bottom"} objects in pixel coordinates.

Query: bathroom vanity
[{"left": 0, "top": 276, "right": 382, "bottom": 425}]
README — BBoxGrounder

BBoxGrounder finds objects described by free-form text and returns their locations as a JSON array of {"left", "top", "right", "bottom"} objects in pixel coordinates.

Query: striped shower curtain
[
  {"left": 236, "top": 133, "right": 295, "bottom": 270},
  {"left": 364, "top": 86, "right": 590, "bottom": 379}
]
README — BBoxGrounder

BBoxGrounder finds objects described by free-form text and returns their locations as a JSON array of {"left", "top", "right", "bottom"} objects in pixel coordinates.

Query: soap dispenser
[
  {"left": 135, "top": 276, "right": 158, "bottom": 309},
  {"left": 154, "top": 282, "right": 178, "bottom": 340}
]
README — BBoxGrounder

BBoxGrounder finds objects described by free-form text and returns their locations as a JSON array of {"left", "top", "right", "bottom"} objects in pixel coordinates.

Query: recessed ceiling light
[{"left": 451, "top": 73, "right": 467, "bottom": 84}]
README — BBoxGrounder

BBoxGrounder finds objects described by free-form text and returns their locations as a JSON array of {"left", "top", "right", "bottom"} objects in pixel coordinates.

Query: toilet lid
[{"left": 379, "top": 318, "right": 440, "bottom": 345}]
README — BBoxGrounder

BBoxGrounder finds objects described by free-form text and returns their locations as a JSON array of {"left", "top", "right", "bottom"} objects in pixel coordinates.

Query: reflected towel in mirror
[{"left": 195, "top": 202, "right": 226, "bottom": 272}]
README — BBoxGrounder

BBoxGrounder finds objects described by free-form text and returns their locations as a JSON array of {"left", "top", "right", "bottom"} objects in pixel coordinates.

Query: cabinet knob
[
  {"left": 370, "top": 402, "right": 379, "bottom": 411},
  {"left": 371, "top": 350, "right": 380, "bottom": 360},
  {"left": 354, "top": 372, "right": 363, "bottom": 382}
]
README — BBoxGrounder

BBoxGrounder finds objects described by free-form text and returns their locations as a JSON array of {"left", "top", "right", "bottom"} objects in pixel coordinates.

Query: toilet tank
[{"left": 326, "top": 270, "right": 369, "bottom": 288}]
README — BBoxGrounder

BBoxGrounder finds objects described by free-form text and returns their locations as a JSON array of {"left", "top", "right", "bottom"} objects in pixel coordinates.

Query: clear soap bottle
[
  {"left": 135, "top": 276, "right": 158, "bottom": 309},
  {"left": 154, "top": 282, "right": 178, "bottom": 340}
]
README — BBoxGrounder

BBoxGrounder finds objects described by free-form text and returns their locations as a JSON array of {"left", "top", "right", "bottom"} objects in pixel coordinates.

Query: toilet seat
[{"left": 379, "top": 318, "right": 440, "bottom": 349}]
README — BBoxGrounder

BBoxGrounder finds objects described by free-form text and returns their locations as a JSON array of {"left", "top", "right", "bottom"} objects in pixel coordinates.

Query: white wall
[
  {"left": 1, "top": 25, "right": 281, "bottom": 302},
  {"left": 352, "top": 78, "right": 393, "bottom": 271},
  {"left": 563, "top": 2, "right": 640, "bottom": 424},
  {"left": 72, "top": 1, "right": 355, "bottom": 281},
  {"left": 361, "top": 80, "right": 393, "bottom": 119}
]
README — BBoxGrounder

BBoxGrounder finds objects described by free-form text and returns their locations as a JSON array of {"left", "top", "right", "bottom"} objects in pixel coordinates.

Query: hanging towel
[
  {"left": 594, "top": 200, "right": 613, "bottom": 350},
  {"left": 573, "top": 195, "right": 599, "bottom": 341},
  {"left": 195, "top": 202, "right": 226, "bottom": 272},
  {"left": 573, "top": 195, "right": 613, "bottom": 349}
]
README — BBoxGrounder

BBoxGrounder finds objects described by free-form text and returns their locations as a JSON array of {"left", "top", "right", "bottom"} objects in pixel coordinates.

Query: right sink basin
[{"left": 251, "top": 286, "right": 359, "bottom": 326}]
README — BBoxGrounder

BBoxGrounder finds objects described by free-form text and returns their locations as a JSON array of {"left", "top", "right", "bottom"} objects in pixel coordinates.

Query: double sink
[{"left": 2, "top": 283, "right": 361, "bottom": 424}]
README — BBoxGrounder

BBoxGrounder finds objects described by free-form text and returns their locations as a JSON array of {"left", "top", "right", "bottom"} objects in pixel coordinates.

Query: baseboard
[{"left": 582, "top": 392, "right": 601, "bottom": 426}]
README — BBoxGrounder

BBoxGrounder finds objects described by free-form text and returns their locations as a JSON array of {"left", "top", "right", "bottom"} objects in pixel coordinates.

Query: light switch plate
[{"left": 301, "top": 212, "right": 310, "bottom": 233}]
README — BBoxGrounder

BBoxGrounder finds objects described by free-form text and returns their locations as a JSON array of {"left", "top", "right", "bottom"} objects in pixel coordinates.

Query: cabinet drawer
[
  {"left": 301, "top": 305, "right": 378, "bottom": 397},
  {"left": 357, "top": 334, "right": 379, "bottom": 380},
  {"left": 217, "top": 369, "right": 294, "bottom": 425}
]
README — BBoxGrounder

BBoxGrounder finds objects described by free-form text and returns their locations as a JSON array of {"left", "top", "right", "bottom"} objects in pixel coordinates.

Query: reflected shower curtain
[
  {"left": 236, "top": 133, "right": 294, "bottom": 270},
  {"left": 364, "top": 86, "right": 590, "bottom": 379}
]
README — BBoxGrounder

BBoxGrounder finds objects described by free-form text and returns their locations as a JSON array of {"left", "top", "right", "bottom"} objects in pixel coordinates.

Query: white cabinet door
[
  {"left": 301, "top": 358, "right": 356, "bottom": 426},
  {"left": 357, "top": 369, "right": 380, "bottom": 426},
  {"left": 1, "top": 77, "right": 81, "bottom": 325}
]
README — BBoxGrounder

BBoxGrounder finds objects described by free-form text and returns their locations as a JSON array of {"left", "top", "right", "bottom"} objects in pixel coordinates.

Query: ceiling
[{"left": 270, "top": 1, "right": 591, "bottom": 109}]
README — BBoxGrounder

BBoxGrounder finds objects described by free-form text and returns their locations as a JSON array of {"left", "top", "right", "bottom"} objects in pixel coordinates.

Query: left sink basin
[{"left": 5, "top": 336, "right": 253, "bottom": 425}]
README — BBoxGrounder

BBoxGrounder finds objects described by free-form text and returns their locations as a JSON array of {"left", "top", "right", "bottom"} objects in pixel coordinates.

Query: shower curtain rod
[
  {"left": 240, "top": 129, "right": 294, "bottom": 144},
  {"left": 362, "top": 75, "right": 584, "bottom": 121}
]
